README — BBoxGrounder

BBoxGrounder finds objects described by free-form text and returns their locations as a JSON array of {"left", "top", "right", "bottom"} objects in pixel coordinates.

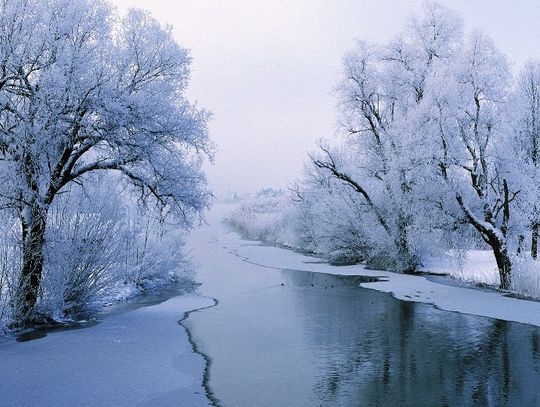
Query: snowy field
[{"left": 0, "top": 294, "right": 214, "bottom": 407}]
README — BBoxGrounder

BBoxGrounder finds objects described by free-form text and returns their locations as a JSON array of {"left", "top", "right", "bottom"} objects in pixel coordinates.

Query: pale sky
[{"left": 110, "top": 0, "right": 540, "bottom": 197}]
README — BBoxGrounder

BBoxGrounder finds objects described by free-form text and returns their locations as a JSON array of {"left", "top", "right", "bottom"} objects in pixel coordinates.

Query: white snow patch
[
  {"left": 420, "top": 250, "right": 500, "bottom": 286},
  {"left": 0, "top": 294, "right": 214, "bottom": 407}
]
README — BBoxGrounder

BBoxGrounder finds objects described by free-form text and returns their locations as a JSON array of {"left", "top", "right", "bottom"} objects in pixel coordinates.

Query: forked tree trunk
[
  {"left": 15, "top": 204, "right": 47, "bottom": 326},
  {"left": 455, "top": 191, "right": 513, "bottom": 291}
]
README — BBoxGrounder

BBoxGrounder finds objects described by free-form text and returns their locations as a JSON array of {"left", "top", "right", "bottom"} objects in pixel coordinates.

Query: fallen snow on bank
[
  {"left": 420, "top": 250, "right": 499, "bottom": 284},
  {"left": 0, "top": 294, "right": 214, "bottom": 407},
  {"left": 228, "top": 234, "right": 540, "bottom": 327}
]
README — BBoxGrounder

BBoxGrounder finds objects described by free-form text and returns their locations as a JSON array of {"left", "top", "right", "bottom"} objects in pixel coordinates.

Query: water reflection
[
  {"left": 189, "top": 268, "right": 540, "bottom": 407},
  {"left": 285, "top": 270, "right": 540, "bottom": 407}
]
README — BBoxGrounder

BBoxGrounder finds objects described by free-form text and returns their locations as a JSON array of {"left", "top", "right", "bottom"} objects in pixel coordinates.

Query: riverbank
[
  {"left": 3, "top": 203, "right": 540, "bottom": 406},
  {"left": 227, "top": 228, "right": 540, "bottom": 327},
  {"left": 0, "top": 293, "right": 214, "bottom": 406}
]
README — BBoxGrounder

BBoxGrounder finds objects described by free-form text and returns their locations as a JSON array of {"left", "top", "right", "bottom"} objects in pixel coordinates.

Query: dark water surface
[{"left": 187, "top": 262, "right": 540, "bottom": 407}]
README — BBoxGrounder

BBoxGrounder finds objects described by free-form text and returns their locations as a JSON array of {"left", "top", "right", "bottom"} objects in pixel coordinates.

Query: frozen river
[{"left": 185, "top": 206, "right": 540, "bottom": 407}]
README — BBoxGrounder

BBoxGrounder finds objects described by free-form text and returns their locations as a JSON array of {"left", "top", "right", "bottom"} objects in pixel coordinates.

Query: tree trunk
[
  {"left": 491, "top": 238, "right": 512, "bottom": 290},
  {"left": 396, "top": 213, "right": 417, "bottom": 273},
  {"left": 15, "top": 204, "right": 47, "bottom": 326},
  {"left": 454, "top": 193, "right": 513, "bottom": 291},
  {"left": 517, "top": 234, "right": 524, "bottom": 255},
  {"left": 496, "top": 180, "right": 512, "bottom": 290},
  {"left": 532, "top": 223, "right": 538, "bottom": 259}
]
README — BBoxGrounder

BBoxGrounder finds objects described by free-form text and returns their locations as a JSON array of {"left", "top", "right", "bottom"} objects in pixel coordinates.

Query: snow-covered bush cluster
[
  {"left": 0, "top": 176, "right": 195, "bottom": 330},
  {"left": 229, "top": 3, "right": 540, "bottom": 298},
  {"left": 226, "top": 189, "right": 299, "bottom": 248},
  {"left": 0, "top": 0, "right": 211, "bottom": 329},
  {"left": 227, "top": 188, "right": 371, "bottom": 265}
]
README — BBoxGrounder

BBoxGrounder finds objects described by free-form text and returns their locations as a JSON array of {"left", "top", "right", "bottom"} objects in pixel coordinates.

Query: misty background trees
[
  {"left": 229, "top": 3, "right": 540, "bottom": 294},
  {"left": 0, "top": 0, "right": 211, "bottom": 328}
]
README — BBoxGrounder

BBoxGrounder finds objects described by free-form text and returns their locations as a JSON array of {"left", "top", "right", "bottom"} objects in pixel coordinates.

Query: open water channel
[{"left": 185, "top": 213, "right": 540, "bottom": 407}]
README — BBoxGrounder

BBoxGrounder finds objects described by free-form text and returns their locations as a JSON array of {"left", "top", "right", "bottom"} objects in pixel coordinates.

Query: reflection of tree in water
[{"left": 284, "top": 271, "right": 540, "bottom": 406}]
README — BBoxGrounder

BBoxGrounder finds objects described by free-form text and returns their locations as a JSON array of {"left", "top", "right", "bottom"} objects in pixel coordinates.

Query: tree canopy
[{"left": 0, "top": 0, "right": 212, "bottom": 326}]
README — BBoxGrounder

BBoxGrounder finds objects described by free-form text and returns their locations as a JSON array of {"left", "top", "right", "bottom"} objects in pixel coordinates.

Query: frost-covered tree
[
  {"left": 514, "top": 61, "right": 540, "bottom": 258},
  {"left": 0, "top": 0, "right": 211, "bottom": 326},
  {"left": 308, "top": 3, "right": 529, "bottom": 289},
  {"left": 225, "top": 2, "right": 540, "bottom": 293},
  {"left": 311, "top": 3, "right": 462, "bottom": 272},
  {"left": 424, "top": 33, "right": 517, "bottom": 289}
]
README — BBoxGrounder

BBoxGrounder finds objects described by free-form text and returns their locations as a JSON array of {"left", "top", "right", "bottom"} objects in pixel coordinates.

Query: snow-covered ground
[
  {"left": 0, "top": 294, "right": 214, "bottom": 407},
  {"left": 420, "top": 250, "right": 499, "bottom": 283}
]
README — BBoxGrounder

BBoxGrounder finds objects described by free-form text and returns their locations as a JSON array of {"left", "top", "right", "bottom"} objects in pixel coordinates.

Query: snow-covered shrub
[
  {"left": 225, "top": 187, "right": 371, "bottom": 265},
  {"left": 293, "top": 184, "right": 371, "bottom": 265},
  {"left": 508, "top": 257, "right": 540, "bottom": 299},
  {"left": 0, "top": 218, "right": 20, "bottom": 330},
  {"left": 39, "top": 184, "right": 132, "bottom": 317},
  {"left": 124, "top": 217, "right": 192, "bottom": 291},
  {"left": 0, "top": 176, "right": 194, "bottom": 328},
  {"left": 225, "top": 189, "right": 299, "bottom": 248},
  {"left": 39, "top": 182, "right": 193, "bottom": 320}
]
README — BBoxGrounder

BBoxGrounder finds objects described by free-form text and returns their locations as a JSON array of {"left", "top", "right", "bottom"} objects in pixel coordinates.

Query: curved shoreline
[
  {"left": 0, "top": 293, "right": 214, "bottom": 406},
  {"left": 227, "top": 235, "right": 540, "bottom": 328},
  {"left": 178, "top": 296, "right": 221, "bottom": 407}
]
